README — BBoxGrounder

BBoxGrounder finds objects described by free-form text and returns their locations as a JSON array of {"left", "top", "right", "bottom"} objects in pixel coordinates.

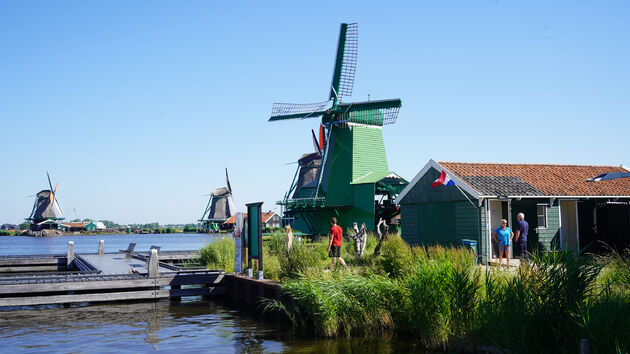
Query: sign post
[
  {"left": 246, "top": 202, "right": 264, "bottom": 279},
  {"left": 233, "top": 212, "right": 244, "bottom": 274}
]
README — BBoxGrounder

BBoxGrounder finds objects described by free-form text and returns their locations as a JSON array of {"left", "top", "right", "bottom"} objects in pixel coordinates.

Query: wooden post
[
  {"left": 148, "top": 249, "right": 159, "bottom": 278},
  {"left": 580, "top": 339, "right": 590, "bottom": 354},
  {"left": 98, "top": 240, "right": 104, "bottom": 255},
  {"left": 67, "top": 241, "right": 74, "bottom": 266}
]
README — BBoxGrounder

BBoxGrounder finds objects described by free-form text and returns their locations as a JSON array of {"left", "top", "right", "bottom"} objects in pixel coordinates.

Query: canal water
[{"left": 0, "top": 234, "right": 423, "bottom": 353}]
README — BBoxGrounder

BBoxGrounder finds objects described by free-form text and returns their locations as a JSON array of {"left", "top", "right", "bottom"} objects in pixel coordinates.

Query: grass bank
[{"left": 200, "top": 234, "right": 630, "bottom": 352}]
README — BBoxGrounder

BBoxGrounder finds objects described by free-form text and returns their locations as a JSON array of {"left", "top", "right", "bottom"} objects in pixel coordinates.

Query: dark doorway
[{"left": 596, "top": 202, "right": 630, "bottom": 252}]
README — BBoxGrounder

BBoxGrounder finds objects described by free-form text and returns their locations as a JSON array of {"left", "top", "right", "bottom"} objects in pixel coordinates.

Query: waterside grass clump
[
  {"left": 199, "top": 236, "right": 235, "bottom": 272},
  {"left": 260, "top": 235, "right": 630, "bottom": 353},
  {"left": 199, "top": 233, "right": 630, "bottom": 352}
]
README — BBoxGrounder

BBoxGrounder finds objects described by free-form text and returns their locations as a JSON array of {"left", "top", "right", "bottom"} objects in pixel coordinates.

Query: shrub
[
  {"left": 200, "top": 237, "right": 235, "bottom": 272},
  {"left": 379, "top": 234, "right": 414, "bottom": 278},
  {"left": 278, "top": 241, "right": 328, "bottom": 280}
]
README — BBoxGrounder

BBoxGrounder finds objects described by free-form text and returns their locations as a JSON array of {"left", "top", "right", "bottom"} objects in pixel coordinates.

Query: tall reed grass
[
  {"left": 262, "top": 234, "right": 630, "bottom": 352},
  {"left": 200, "top": 237, "right": 235, "bottom": 272}
]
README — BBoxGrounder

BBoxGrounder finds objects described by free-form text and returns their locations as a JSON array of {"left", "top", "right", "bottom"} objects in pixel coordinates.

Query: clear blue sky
[{"left": 1, "top": 1, "right": 629, "bottom": 225}]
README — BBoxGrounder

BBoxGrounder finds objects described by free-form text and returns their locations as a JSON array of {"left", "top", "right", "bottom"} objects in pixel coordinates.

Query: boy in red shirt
[{"left": 328, "top": 217, "right": 347, "bottom": 270}]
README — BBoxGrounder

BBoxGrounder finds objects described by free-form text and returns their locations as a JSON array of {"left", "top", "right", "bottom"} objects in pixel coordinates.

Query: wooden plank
[
  {"left": 162, "top": 287, "right": 225, "bottom": 298},
  {"left": 0, "top": 290, "right": 163, "bottom": 307},
  {"left": 0, "top": 258, "right": 63, "bottom": 266},
  {"left": 168, "top": 273, "right": 223, "bottom": 286},
  {"left": 0, "top": 266, "right": 62, "bottom": 272}
]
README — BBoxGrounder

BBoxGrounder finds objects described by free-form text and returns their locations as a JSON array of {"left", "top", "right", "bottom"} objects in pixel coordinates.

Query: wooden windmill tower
[
  {"left": 269, "top": 23, "right": 408, "bottom": 234},
  {"left": 199, "top": 168, "right": 235, "bottom": 232},
  {"left": 26, "top": 172, "right": 65, "bottom": 231}
]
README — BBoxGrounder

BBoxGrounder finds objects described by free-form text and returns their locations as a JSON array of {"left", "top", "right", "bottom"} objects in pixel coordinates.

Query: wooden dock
[{"left": 0, "top": 244, "right": 224, "bottom": 307}]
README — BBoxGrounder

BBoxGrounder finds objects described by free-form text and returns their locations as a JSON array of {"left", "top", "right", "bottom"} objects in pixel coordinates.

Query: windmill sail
[
  {"left": 269, "top": 101, "right": 330, "bottom": 121},
  {"left": 330, "top": 23, "right": 358, "bottom": 101}
]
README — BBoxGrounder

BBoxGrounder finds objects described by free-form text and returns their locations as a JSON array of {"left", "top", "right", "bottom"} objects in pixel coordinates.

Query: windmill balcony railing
[{"left": 276, "top": 197, "right": 327, "bottom": 209}]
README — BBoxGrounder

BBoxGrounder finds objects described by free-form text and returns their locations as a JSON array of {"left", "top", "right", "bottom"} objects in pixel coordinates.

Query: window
[{"left": 537, "top": 204, "right": 547, "bottom": 228}]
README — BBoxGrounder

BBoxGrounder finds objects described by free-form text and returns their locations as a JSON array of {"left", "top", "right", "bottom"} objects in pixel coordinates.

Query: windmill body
[
  {"left": 199, "top": 169, "right": 235, "bottom": 232},
  {"left": 26, "top": 173, "right": 65, "bottom": 231},
  {"left": 269, "top": 23, "right": 408, "bottom": 234}
]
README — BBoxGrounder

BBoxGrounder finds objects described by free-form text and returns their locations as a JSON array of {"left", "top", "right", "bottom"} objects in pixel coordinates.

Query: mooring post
[
  {"left": 67, "top": 241, "right": 74, "bottom": 266},
  {"left": 98, "top": 240, "right": 104, "bottom": 255},
  {"left": 148, "top": 248, "right": 159, "bottom": 278},
  {"left": 580, "top": 339, "right": 590, "bottom": 354}
]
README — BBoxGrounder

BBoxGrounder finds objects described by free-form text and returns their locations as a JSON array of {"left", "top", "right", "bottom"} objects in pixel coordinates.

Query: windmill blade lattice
[
  {"left": 270, "top": 101, "right": 330, "bottom": 121},
  {"left": 330, "top": 23, "right": 358, "bottom": 101},
  {"left": 335, "top": 99, "right": 402, "bottom": 126}
]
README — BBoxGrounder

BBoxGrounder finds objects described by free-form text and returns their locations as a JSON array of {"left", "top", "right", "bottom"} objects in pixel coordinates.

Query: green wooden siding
[
  {"left": 326, "top": 127, "right": 353, "bottom": 206},
  {"left": 537, "top": 205, "right": 560, "bottom": 251},
  {"left": 401, "top": 204, "right": 420, "bottom": 244},
  {"left": 400, "top": 167, "right": 484, "bottom": 252},
  {"left": 351, "top": 126, "right": 389, "bottom": 182}
]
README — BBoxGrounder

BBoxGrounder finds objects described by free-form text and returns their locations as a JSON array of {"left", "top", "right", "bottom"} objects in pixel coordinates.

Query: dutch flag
[{"left": 432, "top": 170, "right": 455, "bottom": 188}]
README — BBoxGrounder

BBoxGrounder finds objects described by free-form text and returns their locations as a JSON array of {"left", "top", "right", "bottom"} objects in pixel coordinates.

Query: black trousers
[{"left": 517, "top": 239, "right": 527, "bottom": 258}]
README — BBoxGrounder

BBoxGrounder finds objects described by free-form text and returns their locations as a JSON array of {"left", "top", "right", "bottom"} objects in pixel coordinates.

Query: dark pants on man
[{"left": 517, "top": 239, "right": 527, "bottom": 258}]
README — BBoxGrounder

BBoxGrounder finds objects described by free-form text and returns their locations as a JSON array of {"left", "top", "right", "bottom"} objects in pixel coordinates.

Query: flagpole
[{"left": 454, "top": 183, "right": 477, "bottom": 208}]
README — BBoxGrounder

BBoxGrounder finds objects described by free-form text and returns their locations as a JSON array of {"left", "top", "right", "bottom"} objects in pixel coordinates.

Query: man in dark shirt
[{"left": 514, "top": 212, "right": 529, "bottom": 258}]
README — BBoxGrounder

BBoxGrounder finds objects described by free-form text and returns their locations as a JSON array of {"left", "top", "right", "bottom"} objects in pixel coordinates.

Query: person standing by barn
[
  {"left": 328, "top": 217, "right": 347, "bottom": 270},
  {"left": 492, "top": 219, "right": 513, "bottom": 268},
  {"left": 514, "top": 213, "right": 529, "bottom": 259}
]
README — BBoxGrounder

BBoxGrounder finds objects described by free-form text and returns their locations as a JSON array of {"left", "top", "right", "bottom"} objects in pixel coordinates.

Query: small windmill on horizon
[
  {"left": 199, "top": 168, "right": 235, "bottom": 233},
  {"left": 26, "top": 172, "right": 65, "bottom": 231}
]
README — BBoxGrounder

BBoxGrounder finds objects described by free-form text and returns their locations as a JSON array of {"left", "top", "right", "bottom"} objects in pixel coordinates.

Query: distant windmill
[
  {"left": 26, "top": 172, "right": 65, "bottom": 231},
  {"left": 269, "top": 23, "right": 408, "bottom": 234},
  {"left": 198, "top": 168, "right": 235, "bottom": 233}
]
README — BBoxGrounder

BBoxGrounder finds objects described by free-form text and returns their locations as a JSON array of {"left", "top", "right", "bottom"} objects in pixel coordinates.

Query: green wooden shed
[
  {"left": 395, "top": 160, "right": 630, "bottom": 261},
  {"left": 85, "top": 221, "right": 97, "bottom": 231}
]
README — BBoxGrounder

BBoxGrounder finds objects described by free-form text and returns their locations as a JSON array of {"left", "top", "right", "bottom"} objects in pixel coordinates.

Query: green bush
[
  {"left": 278, "top": 241, "right": 328, "bottom": 280},
  {"left": 379, "top": 234, "right": 415, "bottom": 278},
  {"left": 200, "top": 237, "right": 235, "bottom": 272}
]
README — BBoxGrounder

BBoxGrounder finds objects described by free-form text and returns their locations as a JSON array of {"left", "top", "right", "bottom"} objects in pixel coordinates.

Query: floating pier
[{"left": 0, "top": 242, "right": 224, "bottom": 307}]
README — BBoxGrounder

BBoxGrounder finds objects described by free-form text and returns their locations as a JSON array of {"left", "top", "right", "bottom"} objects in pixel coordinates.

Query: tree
[{"left": 18, "top": 222, "right": 30, "bottom": 230}]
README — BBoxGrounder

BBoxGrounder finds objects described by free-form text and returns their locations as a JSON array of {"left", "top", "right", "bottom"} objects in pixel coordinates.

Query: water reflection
[
  {"left": 0, "top": 297, "right": 427, "bottom": 353},
  {"left": 0, "top": 298, "right": 287, "bottom": 353}
]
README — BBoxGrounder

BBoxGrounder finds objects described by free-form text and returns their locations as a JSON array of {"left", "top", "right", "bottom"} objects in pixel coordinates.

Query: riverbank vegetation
[{"left": 199, "top": 233, "right": 630, "bottom": 352}]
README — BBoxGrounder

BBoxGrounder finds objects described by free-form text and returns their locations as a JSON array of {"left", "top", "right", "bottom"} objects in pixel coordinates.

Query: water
[
  {"left": 0, "top": 233, "right": 217, "bottom": 256},
  {"left": 0, "top": 234, "right": 423, "bottom": 353}
]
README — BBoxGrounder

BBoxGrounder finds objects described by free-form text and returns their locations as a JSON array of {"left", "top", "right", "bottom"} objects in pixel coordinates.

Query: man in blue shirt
[
  {"left": 492, "top": 219, "right": 513, "bottom": 268},
  {"left": 514, "top": 212, "right": 529, "bottom": 259}
]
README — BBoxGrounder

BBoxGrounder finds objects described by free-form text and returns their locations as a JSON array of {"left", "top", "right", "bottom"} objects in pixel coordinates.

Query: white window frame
[{"left": 537, "top": 204, "right": 548, "bottom": 229}]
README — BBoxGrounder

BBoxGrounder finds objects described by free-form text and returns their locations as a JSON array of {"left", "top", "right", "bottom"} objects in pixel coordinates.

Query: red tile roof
[
  {"left": 61, "top": 222, "right": 88, "bottom": 228},
  {"left": 439, "top": 162, "right": 630, "bottom": 197}
]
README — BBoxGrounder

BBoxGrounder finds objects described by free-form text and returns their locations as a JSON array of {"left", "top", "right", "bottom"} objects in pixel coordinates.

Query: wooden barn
[{"left": 395, "top": 160, "right": 630, "bottom": 261}]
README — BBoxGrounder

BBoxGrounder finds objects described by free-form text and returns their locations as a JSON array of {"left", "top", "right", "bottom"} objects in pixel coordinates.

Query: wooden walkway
[{"left": 0, "top": 248, "right": 223, "bottom": 307}]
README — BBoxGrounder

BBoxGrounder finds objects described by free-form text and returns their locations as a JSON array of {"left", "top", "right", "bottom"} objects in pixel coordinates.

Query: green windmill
[{"left": 269, "top": 23, "right": 408, "bottom": 234}]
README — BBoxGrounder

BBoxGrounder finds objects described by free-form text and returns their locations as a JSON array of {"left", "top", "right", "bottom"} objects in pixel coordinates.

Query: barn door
[{"left": 560, "top": 200, "right": 579, "bottom": 253}]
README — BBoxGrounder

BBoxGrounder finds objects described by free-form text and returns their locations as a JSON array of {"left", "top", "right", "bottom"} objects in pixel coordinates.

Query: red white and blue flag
[{"left": 432, "top": 170, "right": 455, "bottom": 188}]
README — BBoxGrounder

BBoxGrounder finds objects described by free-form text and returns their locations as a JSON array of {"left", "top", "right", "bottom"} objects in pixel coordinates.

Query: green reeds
[
  {"left": 262, "top": 234, "right": 630, "bottom": 352},
  {"left": 199, "top": 237, "right": 235, "bottom": 272}
]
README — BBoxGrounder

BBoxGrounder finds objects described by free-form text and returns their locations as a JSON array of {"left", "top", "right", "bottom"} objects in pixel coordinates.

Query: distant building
[
  {"left": 1, "top": 224, "right": 17, "bottom": 230},
  {"left": 62, "top": 221, "right": 95, "bottom": 232},
  {"left": 94, "top": 221, "right": 106, "bottom": 230},
  {"left": 223, "top": 211, "right": 282, "bottom": 230}
]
